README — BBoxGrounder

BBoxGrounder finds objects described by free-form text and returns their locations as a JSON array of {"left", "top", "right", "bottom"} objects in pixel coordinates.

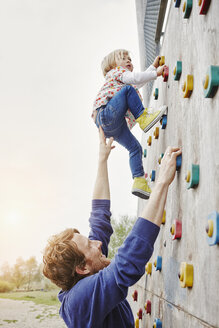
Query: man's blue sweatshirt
[{"left": 58, "top": 199, "right": 160, "bottom": 328}]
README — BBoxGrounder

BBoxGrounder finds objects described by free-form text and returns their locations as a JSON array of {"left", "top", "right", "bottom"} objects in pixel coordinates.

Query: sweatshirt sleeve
[
  {"left": 62, "top": 217, "right": 160, "bottom": 328},
  {"left": 120, "top": 65, "right": 157, "bottom": 88},
  {"left": 88, "top": 199, "right": 113, "bottom": 257},
  {"left": 85, "top": 218, "right": 160, "bottom": 326}
]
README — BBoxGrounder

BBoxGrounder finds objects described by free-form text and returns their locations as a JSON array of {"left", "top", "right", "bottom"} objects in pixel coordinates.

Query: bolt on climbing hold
[
  {"left": 173, "top": 61, "right": 182, "bottom": 80},
  {"left": 183, "top": 0, "right": 192, "bottom": 18},
  {"left": 160, "top": 114, "right": 167, "bottom": 129},
  {"left": 154, "top": 88, "right": 159, "bottom": 100},
  {"left": 185, "top": 164, "right": 199, "bottom": 189},
  {"left": 153, "top": 318, "right": 162, "bottom": 328},
  {"left": 150, "top": 170, "right": 156, "bottom": 182},
  {"left": 147, "top": 135, "right": 152, "bottom": 146},
  {"left": 135, "top": 317, "right": 139, "bottom": 328},
  {"left": 163, "top": 66, "right": 169, "bottom": 82},
  {"left": 154, "top": 256, "right": 162, "bottom": 271},
  {"left": 143, "top": 149, "right": 147, "bottom": 158},
  {"left": 162, "top": 210, "right": 166, "bottom": 224},
  {"left": 206, "top": 211, "right": 219, "bottom": 246},
  {"left": 153, "top": 127, "right": 159, "bottom": 139},
  {"left": 159, "top": 56, "right": 165, "bottom": 66},
  {"left": 182, "top": 74, "right": 193, "bottom": 98},
  {"left": 145, "top": 262, "right": 152, "bottom": 275},
  {"left": 170, "top": 220, "right": 182, "bottom": 240},
  {"left": 198, "top": 0, "right": 211, "bottom": 15},
  {"left": 144, "top": 300, "right": 151, "bottom": 314},
  {"left": 158, "top": 153, "right": 164, "bottom": 165},
  {"left": 203, "top": 66, "right": 219, "bottom": 98},
  {"left": 176, "top": 154, "right": 182, "bottom": 171},
  {"left": 178, "top": 262, "right": 193, "bottom": 288},
  {"left": 174, "top": 0, "right": 181, "bottom": 8},
  {"left": 137, "top": 308, "right": 143, "bottom": 320},
  {"left": 132, "top": 290, "right": 138, "bottom": 301}
]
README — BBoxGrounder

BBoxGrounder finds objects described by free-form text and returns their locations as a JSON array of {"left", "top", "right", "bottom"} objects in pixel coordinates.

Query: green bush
[{"left": 0, "top": 280, "right": 14, "bottom": 293}]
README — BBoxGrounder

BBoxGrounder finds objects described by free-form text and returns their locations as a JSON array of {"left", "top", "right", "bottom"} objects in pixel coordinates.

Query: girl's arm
[{"left": 120, "top": 65, "right": 157, "bottom": 88}]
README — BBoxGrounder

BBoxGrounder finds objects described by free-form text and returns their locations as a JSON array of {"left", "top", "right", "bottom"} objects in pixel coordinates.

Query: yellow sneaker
[
  {"left": 136, "top": 106, "right": 167, "bottom": 133},
  {"left": 132, "top": 177, "right": 151, "bottom": 199}
]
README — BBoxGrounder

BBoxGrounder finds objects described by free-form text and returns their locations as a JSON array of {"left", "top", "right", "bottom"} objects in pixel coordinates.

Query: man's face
[
  {"left": 72, "top": 233, "right": 111, "bottom": 274},
  {"left": 116, "top": 53, "right": 133, "bottom": 72}
]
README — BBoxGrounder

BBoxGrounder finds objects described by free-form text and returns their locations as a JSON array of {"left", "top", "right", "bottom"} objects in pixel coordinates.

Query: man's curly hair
[{"left": 43, "top": 228, "right": 86, "bottom": 291}]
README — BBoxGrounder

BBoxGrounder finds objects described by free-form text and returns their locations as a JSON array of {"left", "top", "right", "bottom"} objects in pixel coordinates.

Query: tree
[
  {"left": 25, "top": 256, "right": 38, "bottom": 291},
  {"left": 108, "top": 215, "right": 136, "bottom": 259},
  {"left": 0, "top": 262, "right": 12, "bottom": 283},
  {"left": 12, "top": 257, "right": 26, "bottom": 289}
]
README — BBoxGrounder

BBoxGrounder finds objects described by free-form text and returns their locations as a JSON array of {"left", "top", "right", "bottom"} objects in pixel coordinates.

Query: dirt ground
[{"left": 0, "top": 298, "right": 66, "bottom": 328}]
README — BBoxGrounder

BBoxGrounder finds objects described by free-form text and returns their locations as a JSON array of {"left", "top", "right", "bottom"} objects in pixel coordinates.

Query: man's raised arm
[
  {"left": 92, "top": 127, "right": 115, "bottom": 200},
  {"left": 140, "top": 146, "right": 182, "bottom": 227}
]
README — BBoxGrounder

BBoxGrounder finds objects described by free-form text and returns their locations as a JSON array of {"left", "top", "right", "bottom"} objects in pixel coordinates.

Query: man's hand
[
  {"left": 140, "top": 146, "right": 182, "bottom": 227},
  {"left": 93, "top": 127, "right": 115, "bottom": 200},
  {"left": 99, "top": 126, "right": 115, "bottom": 162},
  {"left": 158, "top": 147, "right": 182, "bottom": 186}
]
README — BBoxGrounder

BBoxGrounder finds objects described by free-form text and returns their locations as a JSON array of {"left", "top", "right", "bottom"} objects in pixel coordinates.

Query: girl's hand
[
  {"left": 153, "top": 56, "right": 161, "bottom": 68},
  {"left": 157, "top": 65, "right": 167, "bottom": 77}
]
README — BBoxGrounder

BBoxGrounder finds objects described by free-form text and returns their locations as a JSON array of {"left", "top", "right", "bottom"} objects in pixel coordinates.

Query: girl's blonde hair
[{"left": 101, "top": 49, "right": 130, "bottom": 76}]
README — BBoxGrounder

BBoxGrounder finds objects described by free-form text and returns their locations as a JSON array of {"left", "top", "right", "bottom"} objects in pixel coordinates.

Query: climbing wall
[{"left": 128, "top": 1, "right": 219, "bottom": 327}]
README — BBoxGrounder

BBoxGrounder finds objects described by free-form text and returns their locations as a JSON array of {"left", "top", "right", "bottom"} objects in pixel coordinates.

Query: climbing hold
[
  {"left": 178, "top": 262, "right": 193, "bottom": 288},
  {"left": 158, "top": 153, "right": 164, "bottom": 165},
  {"left": 182, "top": 75, "right": 193, "bottom": 98},
  {"left": 153, "top": 127, "right": 159, "bottom": 139},
  {"left": 170, "top": 220, "right": 182, "bottom": 240},
  {"left": 198, "top": 0, "right": 211, "bottom": 15},
  {"left": 145, "top": 262, "right": 152, "bottom": 275},
  {"left": 163, "top": 66, "right": 169, "bottom": 82},
  {"left": 154, "top": 88, "right": 159, "bottom": 100},
  {"left": 147, "top": 135, "right": 152, "bottom": 146},
  {"left": 144, "top": 300, "right": 151, "bottom": 314},
  {"left": 182, "top": 0, "right": 192, "bottom": 18},
  {"left": 145, "top": 172, "right": 148, "bottom": 179},
  {"left": 176, "top": 154, "right": 182, "bottom": 171},
  {"left": 137, "top": 308, "right": 143, "bottom": 320},
  {"left": 159, "top": 56, "right": 165, "bottom": 66},
  {"left": 206, "top": 211, "right": 219, "bottom": 246},
  {"left": 185, "top": 164, "right": 199, "bottom": 189},
  {"left": 160, "top": 114, "right": 167, "bottom": 129},
  {"left": 174, "top": 0, "right": 181, "bottom": 8},
  {"left": 154, "top": 256, "right": 162, "bottom": 271},
  {"left": 150, "top": 170, "right": 156, "bottom": 182},
  {"left": 135, "top": 317, "right": 139, "bottom": 328},
  {"left": 132, "top": 290, "right": 138, "bottom": 301},
  {"left": 173, "top": 61, "right": 182, "bottom": 80},
  {"left": 153, "top": 318, "right": 162, "bottom": 328},
  {"left": 143, "top": 149, "right": 147, "bottom": 158},
  {"left": 203, "top": 66, "right": 219, "bottom": 98},
  {"left": 162, "top": 210, "right": 166, "bottom": 225}
]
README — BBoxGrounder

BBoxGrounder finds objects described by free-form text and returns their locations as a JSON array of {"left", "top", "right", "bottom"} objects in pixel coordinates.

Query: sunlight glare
[{"left": 7, "top": 210, "right": 21, "bottom": 225}]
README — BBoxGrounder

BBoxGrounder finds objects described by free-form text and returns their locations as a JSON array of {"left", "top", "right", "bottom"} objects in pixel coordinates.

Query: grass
[{"left": 0, "top": 290, "right": 60, "bottom": 307}]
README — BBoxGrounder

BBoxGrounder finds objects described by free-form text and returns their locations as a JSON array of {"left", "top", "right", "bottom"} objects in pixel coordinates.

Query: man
[{"left": 43, "top": 127, "right": 181, "bottom": 327}]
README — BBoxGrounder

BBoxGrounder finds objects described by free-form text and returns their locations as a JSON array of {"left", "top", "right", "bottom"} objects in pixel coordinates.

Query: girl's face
[{"left": 116, "top": 53, "right": 133, "bottom": 72}]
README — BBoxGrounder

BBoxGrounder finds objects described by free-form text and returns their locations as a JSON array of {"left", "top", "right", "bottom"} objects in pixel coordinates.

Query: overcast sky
[{"left": 0, "top": 0, "right": 144, "bottom": 266}]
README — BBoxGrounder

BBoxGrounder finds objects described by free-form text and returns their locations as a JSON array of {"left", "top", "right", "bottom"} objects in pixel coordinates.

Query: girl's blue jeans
[{"left": 95, "top": 85, "right": 145, "bottom": 178}]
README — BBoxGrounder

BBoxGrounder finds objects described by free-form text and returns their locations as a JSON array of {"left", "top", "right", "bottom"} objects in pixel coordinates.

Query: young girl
[{"left": 92, "top": 49, "right": 167, "bottom": 199}]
